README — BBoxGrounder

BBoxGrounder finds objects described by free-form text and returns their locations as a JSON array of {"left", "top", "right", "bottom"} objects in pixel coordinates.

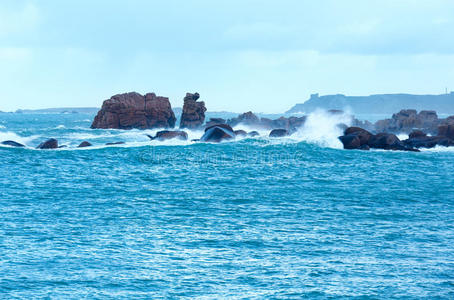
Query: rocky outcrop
[
  {"left": 339, "top": 127, "right": 418, "bottom": 151},
  {"left": 438, "top": 124, "right": 454, "bottom": 139},
  {"left": 227, "top": 112, "right": 306, "bottom": 132},
  {"left": 180, "top": 93, "right": 206, "bottom": 129},
  {"left": 91, "top": 92, "right": 176, "bottom": 130},
  {"left": 374, "top": 109, "right": 440, "bottom": 134},
  {"left": 269, "top": 129, "right": 289, "bottom": 137},
  {"left": 1, "top": 140, "right": 25, "bottom": 147},
  {"left": 78, "top": 141, "right": 92, "bottom": 148},
  {"left": 228, "top": 111, "right": 260, "bottom": 127},
  {"left": 248, "top": 131, "right": 259, "bottom": 137},
  {"left": 147, "top": 130, "right": 188, "bottom": 141},
  {"left": 37, "top": 138, "right": 58, "bottom": 149},
  {"left": 200, "top": 124, "right": 235, "bottom": 142},
  {"left": 205, "top": 118, "right": 226, "bottom": 128}
]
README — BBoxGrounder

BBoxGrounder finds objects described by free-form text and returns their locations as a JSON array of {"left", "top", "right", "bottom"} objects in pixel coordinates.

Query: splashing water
[{"left": 293, "top": 109, "right": 352, "bottom": 148}]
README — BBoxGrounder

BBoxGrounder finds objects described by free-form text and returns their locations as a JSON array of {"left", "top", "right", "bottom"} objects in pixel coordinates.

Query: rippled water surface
[{"left": 1, "top": 113, "right": 454, "bottom": 298}]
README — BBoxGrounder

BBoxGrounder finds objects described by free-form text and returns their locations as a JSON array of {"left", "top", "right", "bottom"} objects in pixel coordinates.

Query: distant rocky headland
[
  {"left": 15, "top": 107, "right": 100, "bottom": 114},
  {"left": 287, "top": 92, "right": 454, "bottom": 114}
]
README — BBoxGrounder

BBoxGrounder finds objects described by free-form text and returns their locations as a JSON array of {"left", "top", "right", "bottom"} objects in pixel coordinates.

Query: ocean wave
[{"left": 0, "top": 131, "right": 39, "bottom": 147}]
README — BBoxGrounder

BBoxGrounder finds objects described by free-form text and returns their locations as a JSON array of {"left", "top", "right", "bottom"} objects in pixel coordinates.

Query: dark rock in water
[
  {"left": 409, "top": 130, "right": 427, "bottom": 139},
  {"left": 78, "top": 141, "right": 92, "bottom": 148},
  {"left": 269, "top": 129, "right": 289, "bottom": 137},
  {"left": 37, "top": 138, "right": 58, "bottom": 149},
  {"left": 438, "top": 124, "right": 454, "bottom": 139},
  {"left": 58, "top": 145, "right": 67, "bottom": 148},
  {"left": 359, "top": 144, "right": 370, "bottom": 151},
  {"left": 106, "top": 142, "right": 125, "bottom": 145},
  {"left": 368, "top": 133, "right": 419, "bottom": 151},
  {"left": 201, "top": 124, "right": 235, "bottom": 142},
  {"left": 91, "top": 92, "right": 176, "bottom": 130},
  {"left": 369, "top": 133, "right": 400, "bottom": 149},
  {"left": 344, "top": 127, "right": 372, "bottom": 146},
  {"left": 191, "top": 139, "right": 200, "bottom": 142},
  {"left": 1, "top": 140, "right": 25, "bottom": 147},
  {"left": 339, "top": 134, "right": 361, "bottom": 149},
  {"left": 228, "top": 111, "right": 260, "bottom": 127},
  {"left": 234, "top": 130, "right": 247, "bottom": 137},
  {"left": 403, "top": 136, "right": 443, "bottom": 149},
  {"left": 205, "top": 118, "right": 226, "bottom": 128},
  {"left": 150, "top": 130, "right": 188, "bottom": 141},
  {"left": 180, "top": 93, "right": 206, "bottom": 129},
  {"left": 204, "top": 123, "right": 234, "bottom": 133},
  {"left": 248, "top": 131, "right": 260, "bottom": 137}
]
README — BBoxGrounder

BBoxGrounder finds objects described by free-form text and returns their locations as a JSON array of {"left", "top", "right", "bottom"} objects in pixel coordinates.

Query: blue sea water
[{"left": 1, "top": 113, "right": 454, "bottom": 299}]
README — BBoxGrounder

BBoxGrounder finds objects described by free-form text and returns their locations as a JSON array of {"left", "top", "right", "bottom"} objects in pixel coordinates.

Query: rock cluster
[
  {"left": 179, "top": 93, "right": 207, "bottom": 129},
  {"left": 375, "top": 109, "right": 441, "bottom": 134},
  {"left": 227, "top": 111, "right": 306, "bottom": 132},
  {"left": 91, "top": 92, "right": 176, "bottom": 130}
]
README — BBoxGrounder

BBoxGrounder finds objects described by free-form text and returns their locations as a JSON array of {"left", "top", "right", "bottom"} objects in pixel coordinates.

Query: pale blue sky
[{"left": 1, "top": 0, "right": 453, "bottom": 112}]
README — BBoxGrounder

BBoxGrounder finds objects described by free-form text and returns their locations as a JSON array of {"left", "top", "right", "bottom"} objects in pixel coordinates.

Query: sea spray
[{"left": 293, "top": 109, "right": 353, "bottom": 148}]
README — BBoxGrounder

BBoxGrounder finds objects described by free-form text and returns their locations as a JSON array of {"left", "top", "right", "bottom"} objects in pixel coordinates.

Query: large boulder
[
  {"left": 269, "top": 129, "right": 289, "bottom": 137},
  {"left": 149, "top": 130, "right": 188, "bottom": 141},
  {"left": 200, "top": 124, "right": 235, "bottom": 142},
  {"left": 37, "top": 138, "right": 58, "bottom": 149},
  {"left": 91, "top": 92, "right": 176, "bottom": 130},
  {"left": 180, "top": 93, "right": 206, "bottom": 129},
  {"left": 344, "top": 127, "right": 372, "bottom": 146},
  {"left": 339, "top": 134, "right": 361, "bottom": 149},
  {"left": 1, "top": 140, "right": 25, "bottom": 147}
]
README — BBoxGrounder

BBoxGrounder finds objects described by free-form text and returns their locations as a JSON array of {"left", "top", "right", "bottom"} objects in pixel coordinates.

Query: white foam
[
  {"left": 0, "top": 131, "right": 38, "bottom": 147},
  {"left": 292, "top": 109, "right": 353, "bottom": 148}
]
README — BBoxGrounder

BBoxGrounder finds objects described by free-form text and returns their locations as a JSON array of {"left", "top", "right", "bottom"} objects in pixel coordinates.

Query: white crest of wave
[
  {"left": 0, "top": 125, "right": 5, "bottom": 129},
  {"left": 293, "top": 109, "right": 353, "bottom": 148},
  {"left": 0, "top": 131, "right": 37, "bottom": 146}
]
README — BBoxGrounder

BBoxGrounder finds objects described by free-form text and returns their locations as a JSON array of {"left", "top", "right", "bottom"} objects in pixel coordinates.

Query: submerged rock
[
  {"left": 180, "top": 93, "right": 206, "bottom": 129},
  {"left": 37, "top": 138, "right": 58, "bottom": 149},
  {"left": 149, "top": 130, "right": 188, "bottom": 141},
  {"left": 200, "top": 124, "right": 235, "bottom": 142},
  {"left": 91, "top": 92, "right": 176, "bottom": 130},
  {"left": 78, "top": 141, "right": 92, "bottom": 148},
  {"left": 105, "top": 142, "right": 125, "bottom": 145},
  {"left": 1, "top": 140, "right": 25, "bottom": 147},
  {"left": 269, "top": 129, "right": 289, "bottom": 137}
]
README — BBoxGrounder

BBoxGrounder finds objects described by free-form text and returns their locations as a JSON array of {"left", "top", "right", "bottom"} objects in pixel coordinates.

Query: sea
[{"left": 1, "top": 111, "right": 453, "bottom": 299}]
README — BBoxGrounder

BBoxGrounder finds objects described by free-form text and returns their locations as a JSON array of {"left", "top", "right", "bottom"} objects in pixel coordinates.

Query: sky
[{"left": 0, "top": 0, "right": 453, "bottom": 113}]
